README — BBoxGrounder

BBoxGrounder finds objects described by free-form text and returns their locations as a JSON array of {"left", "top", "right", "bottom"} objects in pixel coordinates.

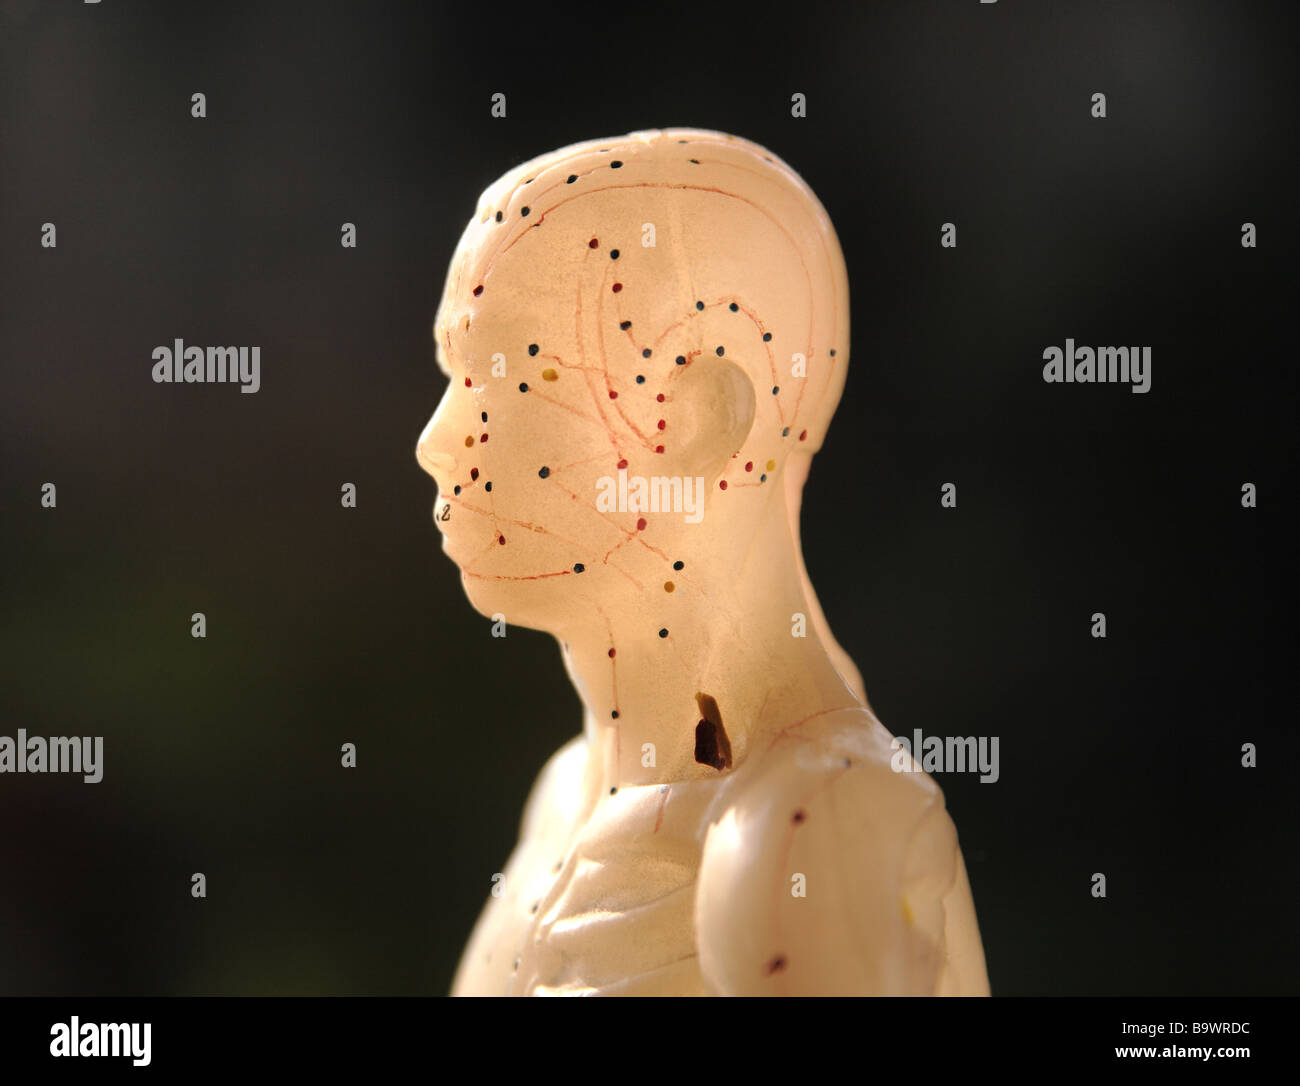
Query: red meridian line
[
  {"left": 527, "top": 387, "right": 605, "bottom": 426},
  {"left": 551, "top": 452, "right": 612, "bottom": 473},
  {"left": 790, "top": 345, "right": 812, "bottom": 430},
  {"left": 681, "top": 145, "right": 836, "bottom": 303},
  {"left": 585, "top": 542, "right": 644, "bottom": 589},
  {"left": 593, "top": 603, "right": 619, "bottom": 721},
  {"left": 450, "top": 247, "right": 467, "bottom": 316},
  {"left": 767, "top": 767, "right": 852, "bottom": 987},
  {"left": 545, "top": 347, "right": 605, "bottom": 375},
  {"left": 546, "top": 482, "right": 653, "bottom": 588},
  {"left": 462, "top": 535, "right": 503, "bottom": 570},
  {"left": 729, "top": 298, "right": 785, "bottom": 428},
  {"left": 601, "top": 535, "right": 633, "bottom": 564},
  {"left": 601, "top": 558, "right": 644, "bottom": 592},
  {"left": 665, "top": 346, "right": 705, "bottom": 392},
  {"left": 491, "top": 182, "right": 808, "bottom": 269},
  {"left": 771, "top": 703, "right": 862, "bottom": 743},
  {"left": 613, "top": 296, "right": 639, "bottom": 352},
  {"left": 601, "top": 604, "right": 623, "bottom": 765},
  {"left": 552, "top": 360, "right": 607, "bottom": 374},
  {"left": 483, "top": 433, "right": 500, "bottom": 528},
  {"left": 596, "top": 262, "right": 656, "bottom": 448},
  {"left": 455, "top": 502, "right": 591, "bottom": 550},
  {"left": 574, "top": 270, "right": 625, "bottom": 457},
  {"left": 678, "top": 155, "right": 835, "bottom": 411},
  {"left": 629, "top": 535, "right": 672, "bottom": 562},
  {"left": 498, "top": 161, "right": 606, "bottom": 235},
  {"left": 547, "top": 479, "right": 630, "bottom": 539},
  {"left": 652, "top": 306, "right": 701, "bottom": 347},
  {"left": 462, "top": 569, "right": 573, "bottom": 582},
  {"left": 580, "top": 361, "right": 622, "bottom": 449},
  {"left": 601, "top": 528, "right": 666, "bottom": 568},
  {"left": 653, "top": 787, "right": 670, "bottom": 834}
]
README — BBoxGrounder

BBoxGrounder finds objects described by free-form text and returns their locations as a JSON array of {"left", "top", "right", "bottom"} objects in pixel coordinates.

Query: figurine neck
[{"left": 557, "top": 515, "right": 860, "bottom": 795}]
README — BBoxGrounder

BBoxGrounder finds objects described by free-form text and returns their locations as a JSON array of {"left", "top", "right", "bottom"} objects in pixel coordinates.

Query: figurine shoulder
[
  {"left": 695, "top": 711, "right": 959, "bottom": 995},
  {"left": 729, "top": 707, "right": 948, "bottom": 826}
]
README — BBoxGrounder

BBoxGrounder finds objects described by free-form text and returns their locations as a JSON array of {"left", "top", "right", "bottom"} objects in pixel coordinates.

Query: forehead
[
  {"left": 435, "top": 214, "right": 617, "bottom": 379},
  {"left": 432, "top": 137, "right": 695, "bottom": 375}
]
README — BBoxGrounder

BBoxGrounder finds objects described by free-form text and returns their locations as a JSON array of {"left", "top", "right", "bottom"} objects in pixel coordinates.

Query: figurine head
[{"left": 417, "top": 129, "right": 849, "bottom": 635}]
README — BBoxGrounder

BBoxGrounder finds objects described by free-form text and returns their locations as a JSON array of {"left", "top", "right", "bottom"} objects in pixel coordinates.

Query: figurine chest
[{"left": 513, "top": 782, "right": 715, "bottom": 994}]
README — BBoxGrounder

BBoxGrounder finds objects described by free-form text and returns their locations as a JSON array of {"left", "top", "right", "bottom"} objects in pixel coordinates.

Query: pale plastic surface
[{"left": 416, "top": 128, "right": 990, "bottom": 996}]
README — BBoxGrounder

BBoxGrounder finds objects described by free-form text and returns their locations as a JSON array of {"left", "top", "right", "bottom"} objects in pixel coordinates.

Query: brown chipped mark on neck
[{"left": 694, "top": 692, "right": 732, "bottom": 772}]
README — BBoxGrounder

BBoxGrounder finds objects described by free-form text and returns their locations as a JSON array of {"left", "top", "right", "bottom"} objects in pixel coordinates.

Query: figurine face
[
  {"left": 420, "top": 291, "right": 600, "bottom": 576},
  {"left": 417, "top": 129, "right": 850, "bottom": 630},
  {"left": 417, "top": 259, "right": 734, "bottom": 626}
]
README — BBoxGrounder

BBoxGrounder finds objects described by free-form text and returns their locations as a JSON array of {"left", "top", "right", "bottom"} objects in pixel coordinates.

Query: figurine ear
[{"left": 661, "top": 355, "right": 756, "bottom": 478}]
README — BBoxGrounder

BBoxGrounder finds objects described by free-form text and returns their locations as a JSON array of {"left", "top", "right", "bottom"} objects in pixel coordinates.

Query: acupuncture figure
[{"left": 417, "top": 129, "right": 990, "bottom": 995}]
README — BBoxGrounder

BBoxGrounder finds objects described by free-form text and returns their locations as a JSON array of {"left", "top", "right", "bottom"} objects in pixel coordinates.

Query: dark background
[{"left": 0, "top": 0, "right": 1295, "bottom": 996}]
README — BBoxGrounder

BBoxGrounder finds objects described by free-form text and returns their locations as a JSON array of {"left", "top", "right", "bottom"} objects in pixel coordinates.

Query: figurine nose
[
  {"left": 417, "top": 441, "right": 456, "bottom": 477},
  {"left": 416, "top": 416, "right": 457, "bottom": 478},
  {"left": 418, "top": 444, "right": 455, "bottom": 476}
]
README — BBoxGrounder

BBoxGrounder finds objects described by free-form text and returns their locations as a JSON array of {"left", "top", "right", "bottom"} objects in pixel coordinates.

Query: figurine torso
[
  {"left": 451, "top": 712, "right": 990, "bottom": 996},
  {"left": 452, "top": 737, "right": 729, "bottom": 995}
]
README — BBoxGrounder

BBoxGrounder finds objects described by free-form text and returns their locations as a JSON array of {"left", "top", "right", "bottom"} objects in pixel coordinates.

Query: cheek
[
  {"left": 475, "top": 411, "right": 619, "bottom": 552},
  {"left": 478, "top": 387, "right": 589, "bottom": 492}
]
